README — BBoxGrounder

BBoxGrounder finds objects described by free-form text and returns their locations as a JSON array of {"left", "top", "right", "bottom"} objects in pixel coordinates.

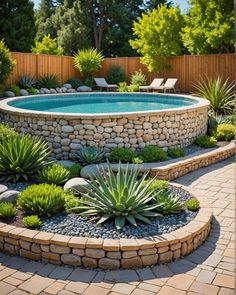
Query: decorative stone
[
  {"left": 50, "top": 88, "right": 57, "bottom": 94},
  {"left": 56, "top": 87, "right": 62, "bottom": 93},
  {"left": 0, "top": 190, "right": 20, "bottom": 203},
  {"left": 20, "top": 89, "right": 29, "bottom": 96},
  {"left": 50, "top": 244, "right": 71, "bottom": 254},
  {"left": 122, "top": 251, "right": 137, "bottom": 259},
  {"left": 63, "top": 83, "right": 72, "bottom": 89},
  {"left": 61, "top": 254, "right": 81, "bottom": 266},
  {"left": 107, "top": 251, "right": 122, "bottom": 259},
  {"left": 0, "top": 185, "right": 8, "bottom": 194},
  {"left": 4, "top": 91, "right": 15, "bottom": 97},
  {"left": 67, "top": 88, "right": 76, "bottom": 93},
  {"left": 80, "top": 165, "right": 101, "bottom": 178},
  {"left": 63, "top": 177, "right": 90, "bottom": 193},
  {"left": 141, "top": 254, "right": 158, "bottom": 266},
  {"left": 85, "top": 249, "right": 105, "bottom": 259},
  {"left": 61, "top": 87, "right": 67, "bottom": 93},
  {"left": 41, "top": 88, "right": 50, "bottom": 94},
  {"left": 159, "top": 251, "right": 173, "bottom": 263},
  {"left": 62, "top": 125, "right": 74, "bottom": 132},
  {"left": 82, "top": 256, "right": 97, "bottom": 268},
  {"left": 98, "top": 258, "right": 120, "bottom": 269},
  {"left": 121, "top": 257, "right": 142, "bottom": 269},
  {"left": 77, "top": 86, "right": 92, "bottom": 92}
]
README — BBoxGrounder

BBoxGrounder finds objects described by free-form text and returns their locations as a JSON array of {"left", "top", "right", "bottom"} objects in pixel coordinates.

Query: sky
[{"left": 32, "top": 0, "right": 189, "bottom": 12}]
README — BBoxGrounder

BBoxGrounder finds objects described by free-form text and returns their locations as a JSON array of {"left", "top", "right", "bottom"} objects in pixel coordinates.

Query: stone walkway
[{"left": 0, "top": 158, "right": 234, "bottom": 295}]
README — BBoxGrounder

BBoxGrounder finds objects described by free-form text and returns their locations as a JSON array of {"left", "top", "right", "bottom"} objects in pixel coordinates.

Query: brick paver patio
[{"left": 0, "top": 158, "right": 234, "bottom": 295}]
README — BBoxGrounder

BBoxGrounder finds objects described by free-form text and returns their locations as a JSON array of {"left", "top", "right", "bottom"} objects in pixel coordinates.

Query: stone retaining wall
[
  {"left": 0, "top": 187, "right": 212, "bottom": 269},
  {"left": 0, "top": 94, "right": 209, "bottom": 160}
]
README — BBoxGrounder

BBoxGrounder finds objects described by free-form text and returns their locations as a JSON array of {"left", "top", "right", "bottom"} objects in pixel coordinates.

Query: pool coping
[{"left": 0, "top": 92, "right": 210, "bottom": 119}]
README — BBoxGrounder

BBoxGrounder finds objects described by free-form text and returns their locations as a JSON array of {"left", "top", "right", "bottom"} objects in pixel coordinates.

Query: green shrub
[
  {"left": 32, "top": 34, "right": 63, "bottom": 55},
  {"left": 76, "top": 147, "right": 105, "bottom": 166},
  {"left": 64, "top": 194, "right": 84, "bottom": 213},
  {"left": 0, "top": 40, "right": 16, "bottom": 87},
  {"left": 118, "top": 82, "right": 129, "bottom": 92},
  {"left": 0, "top": 202, "right": 16, "bottom": 218},
  {"left": 0, "top": 134, "right": 51, "bottom": 182},
  {"left": 109, "top": 148, "right": 136, "bottom": 163},
  {"left": 74, "top": 48, "right": 104, "bottom": 79},
  {"left": 37, "top": 74, "right": 60, "bottom": 89},
  {"left": 106, "top": 65, "right": 127, "bottom": 84},
  {"left": 193, "top": 76, "right": 234, "bottom": 115},
  {"left": 0, "top": 123, "right": 17, "bottom": 143},
  {"left": 38, "top": 163, "right": 71, "bottom": 185},
  {"left": 133, "top": 157, "right": 143, "bottom": 164},
  {"left": 9, "top": 84, "right": 20, "bottom": 96},
  {"left": 27, "top": 87, "right": 37, "bottom": 95},
  {"left": 84, "top": 76, "right": 94, "bottom": 87},
  {"left": 66, "top": 78, "right": 83, "bottom": 89},
  {"left": 185, "top": 198, "right": 200, "bottom": 211},
  {"left": 78, "top": 163, "right": 160, "bottom": 229},
  {"left": 67, "top": 164, "right": 81, "bottom": 178},
  {"left": 195, "top": 135, "right": 217, "bottom": 148},
  {"left": 167, "top": 147, "right": 185, "bottom": 158},
  {"left": 127, "top": 84, "right": 139, "bottom": 92},
  {"left": 22, "top": 215, "right": 42, "bottom": 229},
  {"left": 17, "top": 184, "right": 66, "bottom": 216},
  {"left": 18, "top": 76, "right": 37, "bottom": 89},
  {"left": 213, "top": 124, "right": 234, "bottom": 141},
  {"left": 143, "top": 179, "right": 169, "bottom": 192},
  {"left": 154, "top": 190, "right": 183, "bottom": 214},
  {"left": 139, "top": 146, "right": 168, "bottom": 162},
  {"left": 130, "top": 69, "right": 147, "bottom": 87}
]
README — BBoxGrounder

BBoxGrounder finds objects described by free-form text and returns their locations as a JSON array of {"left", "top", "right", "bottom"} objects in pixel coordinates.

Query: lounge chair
[
  {"left": 94, "top": 78, "right": 118, "bottom": 91},
  {"left": 139, "top": 78, "right": 164, "bottom": 92},
  {"left": 155, "top": 78, "right": 178, "bottom": 93}
]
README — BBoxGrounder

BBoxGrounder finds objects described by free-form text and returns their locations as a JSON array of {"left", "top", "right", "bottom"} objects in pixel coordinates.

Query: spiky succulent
[
  {"left": 154, "top": 190, "right": 184, "bottom": 214},
  {"left": 185, "top": 198, "right": 200, "bottom": 212},
  {"left": 75, "top": 147, "right": 105, "bottom": 166},
  {"left": 77, "top": 163, "right": 161, "bottom": 229},
  {"left": 18, "top": 76, "right": 37, "bottom": 89},
  {"left": 38, "top": 163, "right": 71, "bottom": 185}
]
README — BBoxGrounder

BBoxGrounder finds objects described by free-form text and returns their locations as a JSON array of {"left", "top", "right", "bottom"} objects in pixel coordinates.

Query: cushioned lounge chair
[
  {"left": 139, "top": 78, "right": 164, "bottom": 92},
  {"left": 94, "top": 78, "right": 118, "bottom": 91},
  {"left": 155, "top": 78, "right": 178, "bottom": 93}
]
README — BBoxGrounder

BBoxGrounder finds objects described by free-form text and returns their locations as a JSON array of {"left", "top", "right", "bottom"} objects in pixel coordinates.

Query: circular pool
[{"left": 0, "top": 92, "right": 209, "bottom": 160}]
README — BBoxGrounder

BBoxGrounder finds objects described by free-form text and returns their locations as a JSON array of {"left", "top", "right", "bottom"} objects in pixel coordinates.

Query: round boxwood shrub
[
  {"left": 17, "top": 184, "right": 66, "bottom": 216},
  {"left": 106, "top": 65, "right": 127, "bottom": 84},
  {"left": 139, "top": 146, "right": 167, "bottom": 162},
  {"left": 0, "top": 40, "right": 16, "bottom": 87},
  {"left": 167, "top": 147, "right": 185, "bottom": 158},
  {"left": 214, "top": 124, "right": 234, "bottom": 141},
  {"left": 108, "top": 147, "right": 137, "bottom": 163}
]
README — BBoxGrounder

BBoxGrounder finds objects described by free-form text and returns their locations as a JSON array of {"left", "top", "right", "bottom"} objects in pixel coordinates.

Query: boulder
[
  {"left": 0, "top": 185, "right": 8, "bottom": 194},
  {"left": 58, "top": 160, "right": 75, "bottom": 168},
  {"left": 35, "top": 89, "right": 40, "bottom": 94},
  {"left": 77, "top": 86, "right": 92, "bottom": 92},
  {"left": 39, "top": 89, "right": 45, "bottom": 94},
  {"left": 67, "top": 88, "right": 76, "bottom": 93},
  {"left": 63, "top": 83, "right": 72, "bottom": 89},
  {"left": 4, "top": 91, "right": 15, "bottom": 97},
  {"left": 41, "top": 88, "right": 50, "bottom": 94},
  {"left": 50, "top": 88, "right": 57, "bottom": 94},
  {"left": 61, "top": 87, "right": 67, "bottom": 93},
  {"left": 20, "top": 89, "right": 29, "bottom": 96},
  {"left": 56, "top": 87, "right": 62, "bottom": 93},
  {"left": 0, "top": 190, "right": 20, "bottom": 203},
  {"left": 63, "top": 177, "right": 90, "bottom": 193},
  {"left": 80, "top": 165, "right": 102, "bottom": 179}
]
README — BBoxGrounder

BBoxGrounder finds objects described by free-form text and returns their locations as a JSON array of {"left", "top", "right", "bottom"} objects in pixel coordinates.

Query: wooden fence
[{"left": 6, "top": 52, "right": 235, "bottom": 93}]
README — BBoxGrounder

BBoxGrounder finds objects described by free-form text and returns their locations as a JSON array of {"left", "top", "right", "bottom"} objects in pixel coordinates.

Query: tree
[
  {"left": 130, "top": 4, "right": 184, "bottom": 72},
  {"left": 0, "top": 40, "right": 16, "bottom": 88},
  {"left": 182, "top": 0, "right": 234, "bottom": 54},
  {"left": 0, "top": 0, "right": 36, "bottom": 52},
  {"left": 31, "top": 34, "right": 63, "bottom": 55},
  {"left": 145, "top": 0, "right": 173, "bottom": 10}
]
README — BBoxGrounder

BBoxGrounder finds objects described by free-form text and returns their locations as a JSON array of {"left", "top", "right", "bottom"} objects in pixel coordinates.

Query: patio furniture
[
  {"left": 139, "top": 78, "right": 164, "bottom": 92},
  {"left": 94, "top": 78, "right": 118, "bottom": 91},
  {"left": 155, "top": 78, "right": 178, "bottom": 93}
]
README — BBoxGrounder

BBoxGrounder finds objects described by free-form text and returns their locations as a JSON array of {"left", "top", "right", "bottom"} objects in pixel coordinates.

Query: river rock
[
  {"left": 67, "top": 88, "right": 76, "bottom": 93},
  {"left": 58, "top": 160, "right": 75, "bottom": 168},
  {"left": 63, "top": 177, "right": 90, "bottom": 193},
  {"left": 41, "top": 88, "right": 50, "bottom": 94},
  {"left": 61, "top": 87, "right": 67, "bottom": 93},
  {"left": 80, "top": 165, "right": 102, "bottom": 178},
  {"left": 20, "top": 89, "right": 29, "bottom": 96},
  {"left": 0, "top": 185, "right": 8, "bottom": 194},
  {"left": 56, "top": 87, "right": 62, "bottom": 93},
  {"left": 77, "top": 86, "right": 92, "bottom": 92},
  {"left": 4, "top": 91, "right": 15, "bottom": 97},
  {"left": 63, "top": 83, "right": 72, "bottom": 89},
  {"left": 0, "top": 190, "right": 20, "bottom": 203},
  {"left": 50, "top": 88, "right": 57, "bottom": 94}
]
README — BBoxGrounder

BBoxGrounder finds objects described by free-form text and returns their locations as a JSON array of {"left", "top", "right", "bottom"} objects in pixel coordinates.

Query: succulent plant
[
  {"left": 185, "top": 198, "right": 200, "bottom": 211},
  {"left": 38, "top": 163, "right": 71, "bottom": 186},
  {"left": 18, "top": 76, "right": 37, "bottom": 88},
  {"left": 154, "top": 190, "right": 184, "bottom": 214},
  {"left": 75, "top": 147, "right": 105, "bottom": 166}
]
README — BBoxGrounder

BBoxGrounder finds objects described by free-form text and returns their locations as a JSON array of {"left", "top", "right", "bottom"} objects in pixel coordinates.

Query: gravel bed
[
  {"left": 40, "top": 186, "right": 198, "bottom": 239},
  {"left": 1, "top": 182, "right": 31, "bottom": 192}
]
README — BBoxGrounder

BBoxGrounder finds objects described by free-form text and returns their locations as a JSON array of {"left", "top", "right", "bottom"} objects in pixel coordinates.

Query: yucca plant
[
  {"left": 38, "top": 163, "right": 71, "bottom": 185},
  {"left": 193, "top": 76, "right": 235, "bottom": 115},
  {"left": 18, "top": 76, "right": 37, "bottom": 89},
  {"left": 74, "top": 48, "right": 104, "bottom": 78},
  {"left": 75, "top": 147, "right": 105, "bottom": 166},
  {"left": 77, "top": 163, "right": 161, "bottom": 229},
  {"left": 37, "top": 74, "right": 60, "bottom": 89},
  {"left": 154, "top": 190, "right": 184, "bottom": 214},
  {"left": 0, "top": 134, "right": 51, "bottom": 182}
]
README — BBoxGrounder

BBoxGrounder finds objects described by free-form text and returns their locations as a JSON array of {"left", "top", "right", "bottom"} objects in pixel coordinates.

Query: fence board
[{"left": 6, "top": 52, "right": 235, "bottom": 93}]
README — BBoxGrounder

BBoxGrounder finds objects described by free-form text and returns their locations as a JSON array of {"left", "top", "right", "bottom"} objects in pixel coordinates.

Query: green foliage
[
  {"left": 130, "top": 5, "right": 184, "bottom": 72},
  {"left": 0, "top": 202, "right": 16, "bottom": 218},
  {"left": 167, "top": 148, "right": 185, "bottom": 158},
  {"left": 67, "top": 164, "right": 81, "bottom": 178},
  {"left": 18, "top": 76, "right": 37, "bottom": 89},
  {"left": 22, "top": 215, "right": 42, "bottom": 229},
  {"left": 9, "top": 84, "right": 20, "bottom": 96},
  {"left": 84, "top": 76, "right": 94, "bottom": 87},
  {"left": 118, "top": 82, "right": 129, "bottom": 92},
  {"left": 27, "top": 87, "right": 37, "bottom": 95},
  {"left": 106, "top": 65, "right": 127, "bottom": 84},
  {"left": 37, "top": 74, "right": 60, "bottom": 89},
  {"left": 109, "top": 148, "right": 137, "bottom": 163},
  {"left": 0, "top": 124, "right": 17, "bottom": 143},
  {"left": 32, "top": 34, "right": 63, "bottom": 55},
  {"left": 78, "top": 163, "right": 160, "bottom": 229},
  {"left": 130, "top": 69, "right": 147, "bottom": 87},
  {"left": 127, "top": 84, "right": 139, "bottom": 92},
  {"left": 143, "top": 179, "right": 169, "bottom": 192},
  {"left": 0, "top": 134, "right": 51, "bottom": 182},
  {"left": 38, "top": 163, "right": 71, "bottom": 186},
  {"left": 74, "top": 48, "right": 104, "bottom": 78},
  {"left": 17, "top": 184, "right": 66, "bottom": 216},
  {"left": 0, "top": 1, "right": 36, "bottom": 52},
  {"left": 213, "top": 124, "right": 235, "bottom": 141},
  {"left": 154, "top": 190, "right": 183, "bottom": 214},
  {"left": 139, "top": 146, "right": 168, "bottom": 162},
  {"left": 182, "top": 0, "right": 234, "bottom": 54},
  {"left": 76, "top": 147, "right": 105, "bottom": 166},
  {"left": 0, "top": 40, "right": 16, "bottom": 86},
  {"left": 195, "top": 135, "right": 217, "bottom": 148},
  {"left": 66, "top": 78, "right": 83, "bottom": 89},
  {"left": 193, "top": 77, "right": 234, "bottom": 115},
  {"left": 208, "top": 112, "right": 235, "bottom": 134},
  {"left": 64, "top": 194, "right": 84, "bottom": 214},
  {"left": 185, "top": 198, "right": 200, "bottom": 212},
  {"left": 133, "top": 157, "right": 143, "bottom": 164}
]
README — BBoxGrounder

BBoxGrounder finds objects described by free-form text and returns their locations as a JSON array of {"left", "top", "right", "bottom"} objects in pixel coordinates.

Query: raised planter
[{"left": 0, "top": 185, "right": 212, "bottom": 269}]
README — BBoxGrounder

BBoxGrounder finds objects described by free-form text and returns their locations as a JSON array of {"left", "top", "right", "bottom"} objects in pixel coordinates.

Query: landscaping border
[{"left": 0, "top": 185, "right": 212, "bottom": 269}]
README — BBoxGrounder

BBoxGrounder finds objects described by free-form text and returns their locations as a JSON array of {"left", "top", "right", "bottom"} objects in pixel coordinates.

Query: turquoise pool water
[{"left": 9, "top": 93, "right": 196, "bottom": 114}]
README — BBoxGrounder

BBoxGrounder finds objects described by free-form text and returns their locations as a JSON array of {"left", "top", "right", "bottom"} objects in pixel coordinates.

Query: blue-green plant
[
  {"left": 154, "top": 190, "right": 183, "bottom": 214},
  {"left": 76, "top": 147, "right": 105, "bottom": 166},
  {"left": 18, "top": 76, "right": 37, "bottom": 88},
  {"left": 37, "top": 74, "right": 60, "bottom": 89}
]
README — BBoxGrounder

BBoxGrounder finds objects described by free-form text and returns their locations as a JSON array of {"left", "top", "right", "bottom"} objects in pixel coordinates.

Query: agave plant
[
  {"left": 0, "top": 134, "right": 51, "bottom": 182},
  {"left": 154, "top": 190, "right": 184, "bottom": 214},
  {"left": 193, "top": 76, "right": 235, "bottom": 115},
  {"left": 77, "top": 163, "right": 161, "bottom": 229},
  {"left": 37, "top": 74, "right": 60, "bottom": 89},
  {"left": 18, "top": 76, "right": 37, "bottom": 89},
  {"left": 75, "top": 147, "right": 105, "bottom": 166}
]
